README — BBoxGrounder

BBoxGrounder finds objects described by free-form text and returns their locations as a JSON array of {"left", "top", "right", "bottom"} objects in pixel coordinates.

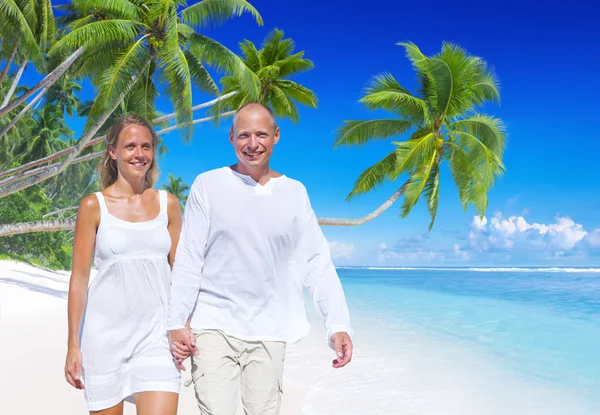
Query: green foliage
[
  {"left": 162, "top": 174, "right": 190, "bottom": 212},
  {"left": 0, "top": 188, "right": 73, "bottom": 269},
  {"left": 335, "top": 42, "right": 506, "bottom": 230},
  {"left": 53, "top": 0, "right": 264, "bottom": 140},
  {"left": 214, "top": 28, "right": 317, "bottom": 122}
]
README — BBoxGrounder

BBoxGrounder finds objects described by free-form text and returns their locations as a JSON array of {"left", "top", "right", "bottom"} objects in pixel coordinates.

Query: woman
[{"left": 65, "top": 115, "right": 185, "bottom": 414}]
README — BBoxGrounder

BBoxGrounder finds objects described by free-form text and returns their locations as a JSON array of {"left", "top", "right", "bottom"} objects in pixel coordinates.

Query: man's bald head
[{"left": 231, "top": 103, "right": 278, "bottom": 133}]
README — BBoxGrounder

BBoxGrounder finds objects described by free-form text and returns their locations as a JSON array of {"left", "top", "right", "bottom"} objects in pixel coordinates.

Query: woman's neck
[{"left": 112, "top": 175, "right": 147, "bottom": 196}]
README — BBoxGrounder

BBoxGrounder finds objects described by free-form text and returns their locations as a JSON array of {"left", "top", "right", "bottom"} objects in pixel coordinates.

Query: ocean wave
[{"left": 336, "top": 266, "right": 600, "bottom": 273}]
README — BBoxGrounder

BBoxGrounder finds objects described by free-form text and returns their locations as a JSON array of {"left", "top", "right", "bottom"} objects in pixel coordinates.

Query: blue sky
[{"left": 19, "top": 0, "right": 600, "bottom": 265}]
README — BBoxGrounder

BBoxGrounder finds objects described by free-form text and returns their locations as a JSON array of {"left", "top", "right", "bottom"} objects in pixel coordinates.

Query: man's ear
[
  {"left": 229, "top": 129, "right": 235, "bottom": 145},
  {"left": 273, "top": 127, "right": 280, "bottom": 145}
]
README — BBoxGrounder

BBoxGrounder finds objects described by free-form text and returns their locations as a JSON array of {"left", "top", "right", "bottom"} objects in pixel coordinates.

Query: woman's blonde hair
[{"left": 97, "top": 115, "right": 160, "bottom": 189}]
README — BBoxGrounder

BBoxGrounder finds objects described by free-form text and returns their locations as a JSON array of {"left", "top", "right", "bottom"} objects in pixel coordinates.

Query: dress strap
[
  {"left": 159, "top": 190, "right": 168, "bottom": 216},
  {"left": 94, "top": 191, "right": 109, "bottom": 217}
]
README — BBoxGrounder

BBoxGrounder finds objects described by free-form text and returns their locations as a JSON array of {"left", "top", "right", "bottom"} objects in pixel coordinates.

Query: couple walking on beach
[{"left": 64, "top": 103, "right": 354, "bottom": 415}]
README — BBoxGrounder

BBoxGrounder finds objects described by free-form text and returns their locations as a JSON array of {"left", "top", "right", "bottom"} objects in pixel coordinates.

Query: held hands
[
  {"left": 331, "top": 332, "right": 353, "bottom": 369},
  {"left": 168, "top": 328, "right": 198, "bottom": 370},
  {"left": 65, "top": 347, "right": 85, "bottom": 389}
]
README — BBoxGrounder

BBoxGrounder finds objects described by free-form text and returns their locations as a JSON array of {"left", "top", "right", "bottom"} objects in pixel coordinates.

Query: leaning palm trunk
[
  {"left": 0, "top": 218, "right": 76, "bottom": 236},
  {"left": 0, "top": 135, "right": 105, "bottom": 179},
  {"left": 0, "top": 150, "right": 102, "bottom": 188},
  {"left": 0, "top": 47, "right": 85, "bottom": 118},
  {"left": 0, "top": 84, "right": 50, "bottom": 139},
  {"left": 153, "top": 91, "right": 238, "bottom": 123},
  {"left": 0, "top": 64, "right": 142, "bottom": 199},
  {"left": 0, "top": 45, "right": 18, "bottom": 85},
  {"left": 0, "top": 93, "right": 235, "bottom": 180},
  {"left": 155, "top": 111, "right": 235, "bottom": 135},
  {"left": 0, "top": 184, "right": 409, "bottom": 237},
  {"left": 317, "top": 183, "right": 407, "bottom": 226},
  {"left": 0, "top": 111, "right": 234, "bottom": 187},
  {"left": 0, "top": 59, "right": 27, "bottom": 109}
]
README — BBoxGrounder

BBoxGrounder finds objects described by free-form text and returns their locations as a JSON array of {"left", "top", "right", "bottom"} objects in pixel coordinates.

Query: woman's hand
[{"left": 65, "top": 347, "right": 85, "bottom": 389}]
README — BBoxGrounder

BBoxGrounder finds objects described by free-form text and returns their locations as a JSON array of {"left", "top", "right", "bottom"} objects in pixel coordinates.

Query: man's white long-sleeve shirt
[{"left": 167, "top": 167, "right": 353, "bottom": 347}]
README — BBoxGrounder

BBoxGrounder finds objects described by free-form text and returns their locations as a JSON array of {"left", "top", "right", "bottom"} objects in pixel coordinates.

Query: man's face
[{"left": 230, "top": 106, "right": 280, "bottom": 171}]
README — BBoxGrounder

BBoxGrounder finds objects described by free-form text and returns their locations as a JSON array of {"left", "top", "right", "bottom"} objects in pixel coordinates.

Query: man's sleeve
[
  {"left": 166, "top": 177, "right": 210, "bottom": 330},
  {"left": 301, "top": 191, "right": 353, "bottom": 349}
]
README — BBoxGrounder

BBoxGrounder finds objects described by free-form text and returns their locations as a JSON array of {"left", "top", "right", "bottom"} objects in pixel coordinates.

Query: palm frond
[
  {"left": 38, "top": 0, "right": 56, "bottom": 51},
  {"left": 86, "top": 35, "right": 151, "bottom": 128},
  {"left": 65, "top": 14, "right": 96, "bottom": 31},
  {"left": 188, "top": 32, "right": 259, "bottom": 100},
  {"left": 449, "top": 114, "right": 506, "bottom": 157},
  {"left": 70, "top": 0, "right": 141, "bottom": 20},
  {"left": 183, "top": 50, "right": 220, "bottom": 96},
  {"left": 275, "top": 51, "right": 314, "bottom": 77},
  {"left": 472, "top": 64, "right": 500, "bottom": 105},
  {"left": 239, "top": 39, "right": 262, "bottom": 71},
  {"left": 127, "top": 62, "right": 158, "bottom": 122},
  {"left": 260, "top": 28, "right": 293, "bottom": 65},
  {"left": 397, "top": 41, "right": 427, "bottom": 65},
  {"left": 435, "top": 42, "right": 485, "bottom": 117},
  {"left": 334, "top": 119, "right": 414, "bottom": 147},
  {"left": 448, "top": 130, "right": 504, "bottom": 193},
  {"left": 181, "top": 0, "right": 263, "bottom": 30},
  {"left": 14, "top": 0, "right": 36, "bottom": 26},
  {"left": 277, "top": 80, "right": 317, "bottom": 108},
  {"left": 360, "top": 72, "right": 428, "bottom": 123},
  {"left": 400, "top": 150, "right": 437, "bottom": 218},
  {"left": 74, "top": 47, "right": 121, "bottom": 78},
  {"left": 423, "top": 162, "right": 440, "bottom": 230},
  {"left": 158, "top": 3, "right": 193, "bottom": 138},
  {"left": 447, "top": 142, "right": 486, "bottom": 215},
  {"left": 423, "top": 58, "right": 453, "bottom": 117},
  {"left": 159, "top": 46, "right": 193, "bottom": 139},
  {"left": 346, "top": 149, "right": 397, "bottom": 200},
  {"left": 269, "top": 85, "right": 298, "bottom": 121},
  {"left": 391, "top": 130, "right": 438, "bottom": 179},
  {"left": 0, "top": 0, "right": 44, "bottom": 68},
  {"left": 49, "top": 19, "right": 142, "bottom": 58}
]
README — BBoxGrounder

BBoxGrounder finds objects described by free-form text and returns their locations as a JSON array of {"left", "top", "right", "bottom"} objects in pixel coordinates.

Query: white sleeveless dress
[{"left": 80, "top": 190, "right": 180, "bottom": 411}]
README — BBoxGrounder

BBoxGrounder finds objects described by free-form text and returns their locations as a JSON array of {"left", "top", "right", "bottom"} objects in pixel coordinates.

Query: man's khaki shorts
[{"left": 190, "top": 329, "right": 286, "bottom": 415}]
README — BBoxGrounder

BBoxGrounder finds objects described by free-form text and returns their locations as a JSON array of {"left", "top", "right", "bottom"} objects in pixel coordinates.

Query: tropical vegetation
[{"left": 0, "top": 1, "right": 506, "bottom": 269}]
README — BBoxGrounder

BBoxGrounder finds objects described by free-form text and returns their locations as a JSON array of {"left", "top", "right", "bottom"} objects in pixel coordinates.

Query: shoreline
[{"left": 1, "top": 259, "right": 597, "bottom": 414}]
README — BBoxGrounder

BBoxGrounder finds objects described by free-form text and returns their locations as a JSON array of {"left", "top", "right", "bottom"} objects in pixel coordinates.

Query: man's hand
[
  {"left": 168, "top": 328, "right": 198, "bottom": 370},
  {"left": 331, "top": 332, "right": 353, "bottom": 369}
]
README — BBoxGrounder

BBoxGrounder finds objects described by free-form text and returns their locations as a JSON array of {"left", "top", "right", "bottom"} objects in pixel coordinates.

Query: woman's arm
[
  {"left": 166, "top": 193, "right": 183, "bottom": 269},
  {"left": 65, "top": 194, "right": 100, "bottom": 389}
]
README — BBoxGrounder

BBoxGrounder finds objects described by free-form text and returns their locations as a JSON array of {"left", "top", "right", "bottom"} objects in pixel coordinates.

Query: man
[{"left": 167, "top": 103, "right": 353, "bottom": 415}]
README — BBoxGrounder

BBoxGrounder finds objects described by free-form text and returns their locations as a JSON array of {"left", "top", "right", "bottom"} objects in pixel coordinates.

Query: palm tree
[
  {"left": 0, "top": 0, "right": 263, "bottom": 199},
  {"left": 46, "top": 75, "right": 82, "bottom": 117},
  {"left": 0, "top": 0, "right": 54, "bottom": 107},
  {"left": 326, "top": 42, "right": 505, "bottom": 229},
  {"left": 215, "top": 28, "right": 317, "bottom": 121},
  {"left": 51, "top": 0, "right": 262, "bottom": 136},
  {"left": 21, "top": 105, "right": 72, "bottom": 163},
  {"left": 162, "top": 174, "right": 190, "bottom": 212}
]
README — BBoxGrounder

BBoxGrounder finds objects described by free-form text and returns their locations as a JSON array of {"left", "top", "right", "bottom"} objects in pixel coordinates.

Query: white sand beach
[{"left": 0, "top": 259, "right": 594, "bottom": 414}]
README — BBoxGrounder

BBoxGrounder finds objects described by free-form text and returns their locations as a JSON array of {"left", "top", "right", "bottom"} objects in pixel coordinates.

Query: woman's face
[{"left": 109, "top": 124, "right": 154, "bottom": 182}]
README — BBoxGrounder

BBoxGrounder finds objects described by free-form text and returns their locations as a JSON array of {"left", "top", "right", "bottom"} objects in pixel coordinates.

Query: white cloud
[
  {"left": 328, "top": 241, "right": 356, "bottom": 260},
  {"left": 586, "top": 228, "right": 600, "bottom": 248},
  {"left": 467, "top": 212, "right": 588, "bottom": 255},
  {"left": 453, "top": 243, "right": 469, "bottom": 261}
]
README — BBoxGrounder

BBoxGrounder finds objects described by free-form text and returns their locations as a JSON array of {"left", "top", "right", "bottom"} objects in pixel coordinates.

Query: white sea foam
[{"left": 336, "top": 266, "right": 600, "bottom": 273}]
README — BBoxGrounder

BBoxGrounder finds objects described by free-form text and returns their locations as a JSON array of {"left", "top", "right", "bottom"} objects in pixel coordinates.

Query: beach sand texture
[{"left": 1, "top": 259, "right": 593, "bottom": 414}]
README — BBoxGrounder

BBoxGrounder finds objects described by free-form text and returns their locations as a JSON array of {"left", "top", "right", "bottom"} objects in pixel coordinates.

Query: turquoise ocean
[{"left": 322, "top": 267, "right": 600, "bottom": 414}]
